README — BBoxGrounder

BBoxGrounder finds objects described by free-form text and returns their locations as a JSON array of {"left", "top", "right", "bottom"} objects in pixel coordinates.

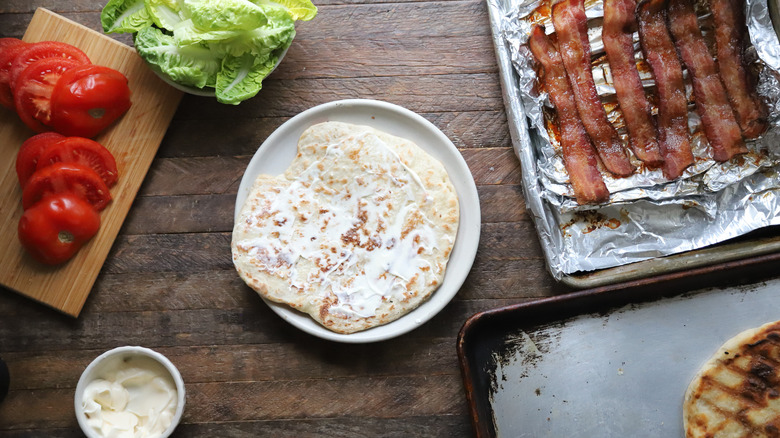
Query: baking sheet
[
  {"left": 486, "top": 0, "right": 780, "bottom": 286},
  {"left": 457, "top": 258, "right": 780, "bottom": 437}
]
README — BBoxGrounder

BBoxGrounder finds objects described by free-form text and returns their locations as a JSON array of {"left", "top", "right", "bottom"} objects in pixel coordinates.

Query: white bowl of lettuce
[{"left": 101, "top": 0, "right": 317, "bottom": 104}]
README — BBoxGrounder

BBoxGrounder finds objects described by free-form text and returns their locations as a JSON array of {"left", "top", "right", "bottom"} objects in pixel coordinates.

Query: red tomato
[
  {"left": 0, "top": 39, "right": 29, "bottom": 109},
  {"left": 18, "top": 192, "right": 101, "bottom": 265},
  {"left": 22, "top": 162, "right": 112, "bottom": 211},
  {"left": 37, "top": 137, "right": 119, "bottom": 187},
  {"left": 13, "top": 57, "right": 82, "bottom": 132},
  {"left": 16, "top": 132, "right": 66, "bottom": 187},
  {"left": 49, "top": 64, "right": 132, "bottom": 138},
  {"left": 8, "top": 41, "right": 90, "bottom": 90}
]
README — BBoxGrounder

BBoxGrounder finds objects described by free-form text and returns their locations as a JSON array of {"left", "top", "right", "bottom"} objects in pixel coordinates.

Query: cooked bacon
[
  {"left": 711, "top": 0, "right": 767, "bottom": 139},
  {"left": 528, "top": 26, "right": 610, "bottom": 205},
  {"left": 636, "top": 0, "right": 694, "bottom": 179},
  {"left": 603, "top": 0, "right": 663, "bottom": 168},
  {"left": 667, "top": 0, "right": 748, "bottom": 162},
  {"left": 551, "top": 0, "right": 634, "bottom": 177}
]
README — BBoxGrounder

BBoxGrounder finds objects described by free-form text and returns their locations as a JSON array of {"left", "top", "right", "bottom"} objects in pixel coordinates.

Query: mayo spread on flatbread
[{"left": 232, "top": 122, "right": 460, "bottom": 333}]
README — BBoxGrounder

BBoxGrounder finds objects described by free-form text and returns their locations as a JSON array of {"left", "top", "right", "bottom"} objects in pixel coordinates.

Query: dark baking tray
[{"left": 457, "top": 252, "right": 780, "bottom": 437}]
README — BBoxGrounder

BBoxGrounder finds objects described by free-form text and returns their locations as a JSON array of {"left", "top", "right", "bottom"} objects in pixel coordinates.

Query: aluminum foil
[{"left": 486, "top": 0, "right": 780, "bottom": 279}]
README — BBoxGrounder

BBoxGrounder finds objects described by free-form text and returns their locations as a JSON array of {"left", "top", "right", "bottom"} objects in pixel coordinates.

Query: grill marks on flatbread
[
  {"left": 231, "top": 122, "right": 459, "bottom": 334},
  {"left": 684, "top": 320, "right": 780, "bottom": 437}
]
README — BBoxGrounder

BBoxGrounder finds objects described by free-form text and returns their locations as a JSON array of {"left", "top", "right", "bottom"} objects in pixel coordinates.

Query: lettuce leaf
[
  {"left": 250, "top": 0, "right": 317, "bottom": 21},
  {"left": 208, "top": 23, "right": 295, "bottom": 58},
  {"left": 146, "top": 0, "right": 184, "bottom": 31},
  {"left": 215, "top": 51, "right": 280, "bottom": 104},
  {"left": 183, "top": 0, "right": 272, "bottom": 31},
  {"left": 173, "top": 4, "right": 294, "bottom": 57},
  {"left": 101, "top": 0, "right": 317, "bottom": 104},
  {"left": 135, "top": 26, "right": 221, "bottom": 88},
  {"left": 101, "top": 0, "right": 154, "bottom": 33}
]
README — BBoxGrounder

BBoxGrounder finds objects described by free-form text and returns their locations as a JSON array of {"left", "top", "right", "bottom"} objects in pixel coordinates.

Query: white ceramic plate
[{"left": 234, "top": 99, "right": 481, "bottom": 343}]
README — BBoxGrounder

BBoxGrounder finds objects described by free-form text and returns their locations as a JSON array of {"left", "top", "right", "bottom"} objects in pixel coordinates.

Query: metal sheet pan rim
[
  {"left": 457, "top": 256, "right": 780, "bottom": 437},
  {"left": 486, "top": 0, "right": 780, "bottom": 288}
]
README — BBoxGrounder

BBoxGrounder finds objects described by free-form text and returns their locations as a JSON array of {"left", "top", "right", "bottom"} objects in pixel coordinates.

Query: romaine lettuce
[
  {"left": 100, "top": 0, "right": 316, "bottom": 104},
  {"left": 250, "top": 0, "right": 317, "bottom": 21},
  {"left": 102, "top": 0, "right": 154, "bottom": 33},
  {"left": 135, "top": 26, "right": 221, "bottom": 88},
  {"left": 216, "top": 51, "right": 280, "bottom": 104},
  {"left": 146, "top": 0, "right": 183, "bottom": 30}
]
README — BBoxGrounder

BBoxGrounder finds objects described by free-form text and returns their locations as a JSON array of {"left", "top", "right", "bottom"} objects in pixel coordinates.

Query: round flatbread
[
  {"left": 683, "top": 320, "right": 780, "bottom": 437},
  {"left": 231, "top": 121, "right": 460, "bottom": 334}
]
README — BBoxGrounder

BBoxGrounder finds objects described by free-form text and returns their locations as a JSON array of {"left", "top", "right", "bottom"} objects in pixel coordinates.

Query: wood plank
[
  {"left": 157, "top": 110, "right": 511, "bottom": 158},
  {"left": 1, "top": 2, "right": 498, "bottom": 78},
  {"left": 136, "top": 149, "right": 519, "bottom": 200},
  {"left": 120, "top": 183, "right": 525, "bottom": 236},
  {"left": 100, "top": 220, "right": 546, "bottom": 274},
  {"left": 3, "top": 340, "right": 461, "bottom": 391},
  {"left": 0, "top": 297, "right": 540, "bottom": 351},
  {"left": 1, "top": 2, "right": 494, "bottom": 40},
  {"left": 0, "top": 9, "right": 182, "bottom": 317},
  {"left": 0, "top": 262, "right": 549, "bottom": 317},
  {"left": 0, "top": 416, "right": 472, "bottom": 438},
  {"left": 0, "top": 375, "right": 467, "bottom": 429},
  {"left": 172, "top": 74, "right": 505, "bottom": 119},
  {"left": 172, "top": 416, "right": 473, "bottom": 438},
  {"left": 1, "top": 0, "right": 487, "bottom": 14}
]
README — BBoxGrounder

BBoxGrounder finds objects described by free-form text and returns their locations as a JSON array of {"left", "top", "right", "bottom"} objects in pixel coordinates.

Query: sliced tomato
[
  {"left": 13, "top": 58, "right": 82, "bottom": 132},
  {"left": 49, "top": 64, "right": 132, "bottom": 138},
  {"left": 0, "top": 39, "right": 29, "bottom": 109},
  {"left": 16, "top": 132, "right": 66, "bottom": 187},
  {"left": 9, "top": 41, "right": 90, "bottom": 90},
  {"left": 22, "top": 162, "right": 112, "bottom": 211},
  {"left": 18, "top": 192, "right": 101, "bottom": 265},
  {"left": 37, "top": 137, "right": 118, "bottom": 187}
]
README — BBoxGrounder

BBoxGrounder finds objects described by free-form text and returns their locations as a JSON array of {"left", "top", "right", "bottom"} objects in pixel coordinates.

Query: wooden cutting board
[{"left": 0, "top": 8, "right": 183, "bottom": 316}]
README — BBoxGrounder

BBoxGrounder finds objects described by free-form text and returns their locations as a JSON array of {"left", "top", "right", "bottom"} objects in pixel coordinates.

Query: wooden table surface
[{"left": 2, "top": 1, "right": 776, "bottom": 437}]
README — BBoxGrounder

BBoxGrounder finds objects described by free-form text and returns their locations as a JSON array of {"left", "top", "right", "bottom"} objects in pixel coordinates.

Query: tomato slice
[
  {"left": 0, "top": 39, "right": 29, "bottom": 109},
  {"left": 9, "top": 41, "right": 90, "bottom": 90},
  {"left": 18, "top": 192, "right": 101, "bottom": 265},
  {"left": 37, "top": 137, "right": 119, "bottom": 187},
  {"left": 16, "top": 132, "right": 66, "bottom": 187},
  {"left": 13, "top": 58, "right": 82, "bottom": 132},
  {"left": 49, "top": 64, "right": 132, "bottom": 138},
  {"left": 22, "top": 162, "right": 112, "bottom": 211}
]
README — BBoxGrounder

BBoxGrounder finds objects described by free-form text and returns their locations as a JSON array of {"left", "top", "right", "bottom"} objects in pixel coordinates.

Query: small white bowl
[{"left": 75, "top": 346, "right": 186, "bottom": 438}]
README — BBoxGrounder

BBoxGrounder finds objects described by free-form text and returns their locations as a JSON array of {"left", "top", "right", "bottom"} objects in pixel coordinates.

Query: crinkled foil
[{"left": 486, "top": 0, "right": 780, "bottom": 278}]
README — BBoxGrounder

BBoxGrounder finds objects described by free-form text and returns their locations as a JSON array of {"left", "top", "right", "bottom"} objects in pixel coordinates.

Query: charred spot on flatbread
[{"left": 683, "top": 320, "right": 780, "bottom": 437}]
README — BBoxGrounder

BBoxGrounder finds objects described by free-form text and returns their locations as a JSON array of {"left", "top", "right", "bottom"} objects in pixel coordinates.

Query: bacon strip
[
  {"left": 603, "top": 0, "right": 663, "bottom": 168},
  {"left": 551, "top": 0, "right": 634, "bottom": 177},
  {"left": 636, "top": 0, "right": 694, "bottom": 179},
  {"left": 666, "top": 0, "right": 748, "bottom": 162},
  {"left": 711, "top": 0, "right": 767, "bottom": 139},
  {"left": 528, "top": 26, "right": 610, "bottom": 205}
]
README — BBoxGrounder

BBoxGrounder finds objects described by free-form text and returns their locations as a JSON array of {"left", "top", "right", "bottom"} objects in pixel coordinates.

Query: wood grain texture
[
  {"left": 0, "top": 9, "right": 182, "bottom": 316},
  {"left": 0, "top": 1, "right": 560, "bottom": 436}
]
